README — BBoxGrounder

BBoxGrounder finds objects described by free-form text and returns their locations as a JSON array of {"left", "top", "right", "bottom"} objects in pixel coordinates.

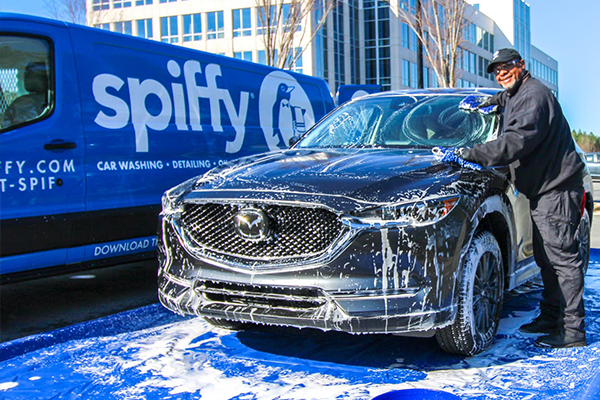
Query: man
[{"left": 458, "top": 48, "right": 587, "bottom": 348}]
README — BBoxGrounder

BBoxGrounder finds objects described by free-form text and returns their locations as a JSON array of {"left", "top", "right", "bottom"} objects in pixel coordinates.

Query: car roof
[{"left": 359, "top": 88, "right": 502, "bottom": 100}]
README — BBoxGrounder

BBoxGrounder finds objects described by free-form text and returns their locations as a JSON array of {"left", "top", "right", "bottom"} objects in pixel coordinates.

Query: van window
[{"left": 0, "top": 35, "right": 52, "bottom": 131}]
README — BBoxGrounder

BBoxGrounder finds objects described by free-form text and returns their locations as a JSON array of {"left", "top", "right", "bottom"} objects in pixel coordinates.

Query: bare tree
[
  {"left": 396, "top": 0, "right": 470, "bottom": 87},
  {"left": 44, "top": 0, "right": 87, "bottom": 25},
  {"left": 255, "top": 0, "right": 334, "bottom": 70}
]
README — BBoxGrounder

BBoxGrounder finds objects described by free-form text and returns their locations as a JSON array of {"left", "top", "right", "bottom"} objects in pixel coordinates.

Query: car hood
[{"left": 186, "top": 148, "right": 504, "bottom": 210}]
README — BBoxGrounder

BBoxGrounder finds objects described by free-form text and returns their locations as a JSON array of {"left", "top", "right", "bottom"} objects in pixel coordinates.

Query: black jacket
[{"left": 463, "top": 73, "right": 584, "bottom": 199}]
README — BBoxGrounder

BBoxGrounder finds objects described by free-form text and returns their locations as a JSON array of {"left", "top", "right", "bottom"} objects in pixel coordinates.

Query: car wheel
[
  {"left": 577, "top": 208, "right": 591, "bottom": 275},
  {"left": 435, "top": 231, "right": 504, "bottom": 355},
  {"left": 204, "top": 317, "right": 248, "bottom": 331}
]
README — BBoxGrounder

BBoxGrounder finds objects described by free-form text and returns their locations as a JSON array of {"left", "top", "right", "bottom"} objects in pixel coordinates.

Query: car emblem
[{"left": 233, "top": 208, "right": 271, "bottom": 242}]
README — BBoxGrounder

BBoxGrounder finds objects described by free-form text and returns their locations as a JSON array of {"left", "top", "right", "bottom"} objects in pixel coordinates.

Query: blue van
[{"left": 0, "top": 13, "right": 335, "bottom": 280}]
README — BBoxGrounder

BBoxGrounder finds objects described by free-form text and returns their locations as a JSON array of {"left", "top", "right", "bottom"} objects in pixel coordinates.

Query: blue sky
[{"left": 1, "top": 0, "right": 599, "bottom": 135}]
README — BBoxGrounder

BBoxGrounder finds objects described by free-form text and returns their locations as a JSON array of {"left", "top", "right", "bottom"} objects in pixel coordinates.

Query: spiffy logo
[
  {"left": 92, "top": 60, "right": 249, "bottom": 154},
  {"left": 259, "top": 71, "right": 315, "bottom": 151},
  {"left": 92, "top": 61, "right": 314, "bottom": 154}
]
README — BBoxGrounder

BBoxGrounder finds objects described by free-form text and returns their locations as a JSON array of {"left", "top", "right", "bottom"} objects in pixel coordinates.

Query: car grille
[
  {"left": 180, "top": 202, "right": 343, "bottom": 261},
  {"left": 195, "top": 280, "right": 328, "bottom": 310}
]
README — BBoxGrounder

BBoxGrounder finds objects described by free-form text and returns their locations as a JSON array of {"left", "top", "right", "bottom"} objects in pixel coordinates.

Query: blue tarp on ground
[{"left": 1, "top": 251, "right": 600, "bottom": 400}]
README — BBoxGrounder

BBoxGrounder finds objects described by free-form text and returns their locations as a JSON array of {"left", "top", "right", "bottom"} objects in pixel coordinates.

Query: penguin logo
[{"left": 259, "top": 71, "right": 315, "bottom": 151}]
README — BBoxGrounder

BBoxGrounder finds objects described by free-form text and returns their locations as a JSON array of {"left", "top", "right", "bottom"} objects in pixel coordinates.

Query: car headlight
[
  {"left": 161, "top": 176, "right": 202, "bottom": 212},
  {"left": 348, "top": 196, "right": 459, "bottom": 226}
]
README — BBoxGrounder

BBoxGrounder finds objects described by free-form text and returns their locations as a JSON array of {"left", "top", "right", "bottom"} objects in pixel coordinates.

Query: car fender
[{"left": 451, "top": 194, "right": 516, "bottom": 309}]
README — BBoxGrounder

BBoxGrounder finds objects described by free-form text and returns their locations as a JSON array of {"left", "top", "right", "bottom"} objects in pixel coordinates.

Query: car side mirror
[{"left": 288, "top": 135, "right": 300, "bottom": 148}]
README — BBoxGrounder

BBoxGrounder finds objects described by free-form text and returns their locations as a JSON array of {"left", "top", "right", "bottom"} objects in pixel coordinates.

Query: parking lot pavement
[
  {"left": 0, "top": 260, "right": 159, "bottom": 343},
  {"left": 1, "top": 252, "right": 599, "bottom": 399}
]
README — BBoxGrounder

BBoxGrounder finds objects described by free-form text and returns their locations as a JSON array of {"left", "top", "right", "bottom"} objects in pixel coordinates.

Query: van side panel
[{"left": 0, "top": 14, "right": 334, "bottom": 276}]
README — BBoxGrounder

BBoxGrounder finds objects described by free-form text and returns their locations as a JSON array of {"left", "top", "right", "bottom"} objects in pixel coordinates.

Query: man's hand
[
  {"left": 458, "top": 96, "right": 498, "bottom": 115},
  {"left": 432, "top": 146, "right": 482, "bottom": 171},
  {"left": 453, "top": 147, "right": 469, "bottom": 160}
]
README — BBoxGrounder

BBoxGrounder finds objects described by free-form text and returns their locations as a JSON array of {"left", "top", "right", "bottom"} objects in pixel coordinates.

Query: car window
[
  {"left": 298, "top": 104, "right": 382, "bottom": 148},
  {"left": 0, "top": 35, "right": 52, "bottom": 131},
  {"left": 297, "top": 94, "right": 499, "bottom": 149}
]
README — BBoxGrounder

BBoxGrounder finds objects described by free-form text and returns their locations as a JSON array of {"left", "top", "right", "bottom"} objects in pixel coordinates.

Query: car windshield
[{"left": 296, "top": 94, "right": 499, "bottom": 149}]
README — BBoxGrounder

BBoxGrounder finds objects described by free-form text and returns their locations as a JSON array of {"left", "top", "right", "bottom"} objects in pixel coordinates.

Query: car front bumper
[{"left": 156, "top": 201, "right": 469, "bottom": 335}]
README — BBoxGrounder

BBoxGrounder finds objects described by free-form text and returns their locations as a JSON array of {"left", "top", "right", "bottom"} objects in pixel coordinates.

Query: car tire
[
  {"left": 204, "top": 317, "right": 248, "bottom": 331},
  {"left": 577, "top": 208, "right": 591, "bottom": 275},
  {"left": 435, "top": 231, "right": 504, "bottom": 355}
]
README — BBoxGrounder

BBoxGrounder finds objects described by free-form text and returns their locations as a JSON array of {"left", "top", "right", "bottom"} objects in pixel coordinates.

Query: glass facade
[
  {"left": 349, "top": 0, "right": 360, "bottom": 84},
  {"left": 531, "top": 58, "right": 558, "bottom": 86},
  {"left": 333, "top": 3, "right": 345, "bottom": 91},
  {"left": 314, "top": 2, "right": 328, "bottom": 80},
  {"left": 514, "top": 0, "right": 531, "bottom": 65},
  {"left": 364, "top": 0, "right": 390, "bottom": 91}
]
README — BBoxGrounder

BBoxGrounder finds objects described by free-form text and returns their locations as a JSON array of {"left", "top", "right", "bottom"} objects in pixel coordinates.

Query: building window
[
  {"left": 399, "top": 0, "right": 418, "bottom": 13},
  {"left": 183, "top": 14, "right": 202, "bottom": 42},
  {"left": 94, "top": 23, "right": 110, "bottom": 30},
  {"left": 159, "top": 0, "right": 177, "bottom": 3},
  {"left": 233, "top": 8, "right": 252, "bottom": 37},
  {"left": 207, "top": 11, "right": 224, "bottom": 39},
  {"left": 114, "top": 21, "right": 132, "bottom": 35},
  {"left": 234, "top": 51, "right": 253, "bottom": 61},
  {"left": 292, "top": 51, "right": 302, "bottom": 73},
  {"left": 402, "top": 59, "right": 410, "bottom": 87},
  {"left": 401, "top": 23, "right": 409, "bottom": 49},
  {"left": 283, "top": 47, "right": 302, "bottom": 73},
  {"left": 410, "top": 62, "right": 418, "bottom": 88},
  {"left": 136, "top": 19, "right": 153, "bottom": 39},
  {"left": 401, "top": 23, "right": 417, "bottom": 51},
  {"left": 257, "top": 6, "right": 274, "bottom": 35},
  {"left": 478, "top": 56, "right": 485, "bottom": 77},
  {"left": 161, "top": 16, "right": 178, "bottom": 43},
  {"left": 136, "top": 0, "right": 152, "bottom": 5},
  {"left": 258, "top": 49, "right": 277, "bottom": 66},
  {"left": 92, "top": 0, "right": 109, "bottom": 11},
  {"left": 461, "top": 50, "right": 478, "bottom": 75},
  {"left": 113, "top": 0, "right": 131, "bottom": 8}
]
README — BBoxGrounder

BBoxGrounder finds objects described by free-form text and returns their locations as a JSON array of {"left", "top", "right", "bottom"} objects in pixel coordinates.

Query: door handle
[{"left": 44, "top": 141, "right": 77, "bottom": 150}]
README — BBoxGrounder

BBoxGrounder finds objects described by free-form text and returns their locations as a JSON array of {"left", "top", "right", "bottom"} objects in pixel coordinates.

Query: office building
[{"left": 88, "top": 0, "right": 559, "bottom": 96}]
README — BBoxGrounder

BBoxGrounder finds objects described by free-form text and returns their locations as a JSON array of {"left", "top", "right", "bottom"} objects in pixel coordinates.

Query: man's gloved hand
[
  {"left": 453, "top": 147, "right": 469, "bottom": 160},
  {"left": 458, "top": 95, "right": 498, "bottom": 115},
  {"left": 432, "top": 146, "right": 482, "bottom": 171}
]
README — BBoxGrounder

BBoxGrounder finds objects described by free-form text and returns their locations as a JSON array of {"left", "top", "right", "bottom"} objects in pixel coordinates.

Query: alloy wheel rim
[{"left": 473, "top": 251, "right": 501, "bottom": 335}]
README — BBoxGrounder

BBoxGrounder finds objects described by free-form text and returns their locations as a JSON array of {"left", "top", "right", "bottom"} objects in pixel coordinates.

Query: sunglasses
[{"left": 493, "top": 59, "right": 522, "bottom": 75}]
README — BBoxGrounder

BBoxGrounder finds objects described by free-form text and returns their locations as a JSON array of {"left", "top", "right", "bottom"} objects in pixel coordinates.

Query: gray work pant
[{"left": 530, "top": 187, "right": 586, "bottom": 335}]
